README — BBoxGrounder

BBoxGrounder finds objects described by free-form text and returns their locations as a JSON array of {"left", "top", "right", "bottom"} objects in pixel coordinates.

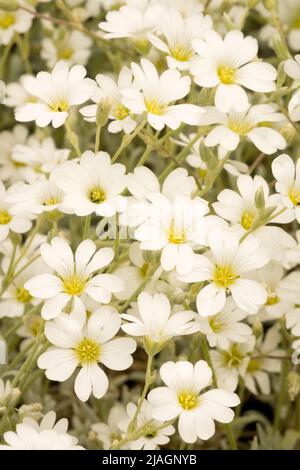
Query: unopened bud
[
  {"left": 9, "top": 231, "right": 22, "bottom": 246},
  {"left": 272, "top": 37, "right": 290, "bottom": 61},
  {"left": 280, "top": 123, "right": 296, "bottom": 145},
  {"left": 255, "top": 187, "right": 265, "bottom": 210},
  {"left": 96, "top": 98, "right": 111, "bottom": 128},
  {"left": 288, "top": 371, "right": 300, "bottom": 401},
  {"left": 277, "top": 62, "right": 286, "bottom": 88},
  {"left": 18, "top": 403, "right": 43, "bottom": 421},
  {"left": 252, "top": 320, "right": 263, "bottom": 339},
  {"left": 0, "top": 0, "right": 19, "bottom": 11}
]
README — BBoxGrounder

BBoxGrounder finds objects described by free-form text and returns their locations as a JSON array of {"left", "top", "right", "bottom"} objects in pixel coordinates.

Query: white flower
[
  {"left": 148, "top": 9, "right": 212, "bottom": 70},
  {"left": 284, "top": 54, "right": 300, "bottom": 82},
  {"left": 0, "top": 411, "right": 84, "bottom": 450},
  {"left": 211, "top": 338, "right": 255, "bottom": 391},
  {"left": 121, "top": 291, "right": 198, "bottom": 345},
  {"left": 272, "top": 154, "right": 300, "bottom": 223},
  {"left": 250, "top": 261, "right": 300, "bottom": 319},
  {"left": 113, "top": 242, "right": 151, "bottom": 300},
  {"left": 0, "top": 8, "right": 33, "bottom": 46},
  {"left": 126, "top": 166, "right": 197, "bottom": 206},
  {"left": 38, "top": 306, "right": 136, "bottom": 402},
  {"left": 25, "top": 237, "right": 123, "bottom": 319},
  {"left": 284, "top": 55, "right": 300, "bottom": 121},
  {"left": 180, "top": 227, "right": 269, "bottom": 316},
  {"left": 0, "top": 125, "right": 31, "bottom": 183},
  {"left": 278, "top": 0, "right": 300, "bottom": 51},
  {"left": 55, "top": 151, "right": 127, "bottom": 217},
  {"left": 11, "top": 136, "right": 71, "bottom": 183},
  {"left": 213, "top": 174, "right": 295, "bottom": 262},
  {"left": 0, "top": 181, "right": 32, "bottom": 242},
  {"left": 7, "top": 176, "right": 67, "bottom": 218},
  {"left": 122, "top": 165, "right": 200, "bottom": 238},
  {"left": 80, "top": 67, "right": 137, "bottom": 134},
  {"left": 15, "top": 61, "right": 96, "bottom": 128},
  {"left": 121, "top": 59, "right": 205, "bottom": 131},
  {"left": 0, "top": 379, "right": 20, "bottom": 406},
  {"left": 244, "top": 325, "right": 283, "bottom": 395},
  {"left": 284, "top": 230, "right": 300, "bottom": 269},
  {"left": 191, "top": 30, "right": 277, "bottom": 112},
  {"left": 41, "top": 30, "right": 92, "bottom": 68},
  {"left": 160, "top": 0, "right": 204, "bottom": 17},
  {"left": 203, "top": 105, "right": 286, "bottom": 154},
  {"left": 91, "top": 404, "right": 128, "bottom": 450},
  {"left": 196, "top": 297, "right": 252, "bottom": 349},
  {"left": 118, "top": 400, "right": 175, "bottom": 450},
  {"left": 99, "top": 3, "right": 162, "bottom": 47},
  {"left": 134, "top": 194, "right": 209, "bottom": 274},
  {"left": 2, "top": 74, "right": 37, "bottom": 111},
  {"left": 0, "top": 256, "right": 45, "bottom": 319},
  {"left": 148, "top": 360, "right": 239, "bottom": 443}
]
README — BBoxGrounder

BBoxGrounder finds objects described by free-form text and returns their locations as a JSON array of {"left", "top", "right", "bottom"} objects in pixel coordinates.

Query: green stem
[
  {"left": 274, "top": 349, "right": 289, "bottom": 430},
  {"left": 11, "top": 326, "right": 45, "bottom": 389},
  {"left": 95, "top": 124, "right": 101, "bottom": 153},
  {"left": 82, "top": 214, "right": 91, "bottom": 240},
  {"left": 0, "top": 35, "right": 15, "bottom": 80},
  {"left": 112, "top": 119, "right": 147, "bottom": 163},
  {"left": 159, "top": 129, "right": 205, "bottom": 181},
  {"left": 65, "top": 119, "right": 81, "bottom": 157},
  {"left": 127, "top": 352, "right": 154, "bottom": 433},
  {"left": 136, "top": 144, "right": 152, "bottom": 167}
]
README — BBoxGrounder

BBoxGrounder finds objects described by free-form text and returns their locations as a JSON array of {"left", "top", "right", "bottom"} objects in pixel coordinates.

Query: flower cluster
[{"left": 1, "top": 0, "right": 300, "bottom": 452}]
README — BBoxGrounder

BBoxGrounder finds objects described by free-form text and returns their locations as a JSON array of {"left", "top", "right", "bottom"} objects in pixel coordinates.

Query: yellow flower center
[
  {"left": 145, "top": 99, "right": 167, "bottom": 116},
  {"left": 288, "top": 186, "right": 300, "bottom": 206},
  {"left": 16, "top": 287, "right": 32, "bottom": 304},
  {"left": 178, "top": 392, "right": 199, "bottom": 410},
  {"left": 75, "top": 337, "right": 100, "bottom": 365},
  {"left": 49, "top": 101, "right": 69, "bottom": 112},
  {"left": 222, "top": 344, "right": 245, "bottom": 368},
  {"left": 209, "top": 315, "right": 223, "bottom": 333},
  {"left": 212, "top": 264, "right": 239, "bottom": 289},
  {"left": 133, "top": 38, "right": 149, "bottom": 54},
  {"left": 0, "top": 13, "right": 15, "bottom": 29},
  {"left": 266, "top": 291, "right": 280, "bottom": 306},
  {"left": 0, "top": 210, "right": 11, "bottom": 225},
  {"left": 168, "top": 223, "right": 186, "bottom": 244},
  {"left": 43, "top": 197, "right": 59, "bottom": 206},
  {"left": 63, "top": 275, "right": 86, "bottom": 295},
  {"left": 241, "top": 211, "right": 255, "bottom": 230},
  {"left": 112, "top": 103, "right": 129, "bottom": 120},
  {"left": 58, "top": 47, "right": 74, "bottom": 60},
  {"left": 90, "top": 188, "right": 106, "bottom": 203},
  {"left": 218, "top": 65, "right": 236, "bottom": 84},
  {"left": 170, "top": 44, "right": 193, "bottom": 62},
  {"left": 228, "top": 119, "right": 253, "bottom": 136}
]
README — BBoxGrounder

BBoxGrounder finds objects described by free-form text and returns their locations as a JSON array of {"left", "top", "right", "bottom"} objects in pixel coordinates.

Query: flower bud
[
  {"left": 96, "top": 98, "right": 112, "bottom": 128},
  {"left": 288, "top": 371, "right": 300, "bottom": 401},
  {"left": 0, "top": 0, "right": 19, "bottom": 11},
  {"left": 18, "top": 403, "right": 43, "bottom": 421}
]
